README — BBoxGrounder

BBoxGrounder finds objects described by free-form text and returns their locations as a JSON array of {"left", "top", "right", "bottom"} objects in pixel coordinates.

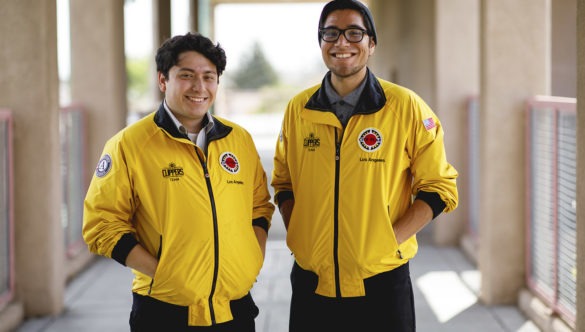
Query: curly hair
[{"left": 155, "top": 32, "right": 227, "bottom": 80}]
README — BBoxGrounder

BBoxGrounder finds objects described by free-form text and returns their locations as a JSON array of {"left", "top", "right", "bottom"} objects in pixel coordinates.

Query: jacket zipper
[
  {"left": 195, "top": 149, "right": 219, "bottom": 325},
  {"left": 334, "top": 130, "right": 341, "bottom": 298}
]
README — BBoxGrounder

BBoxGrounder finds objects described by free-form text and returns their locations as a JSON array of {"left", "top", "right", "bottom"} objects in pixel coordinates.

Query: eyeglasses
[{"left": 319, "top": 27, "right": 368, "bottom": 43}]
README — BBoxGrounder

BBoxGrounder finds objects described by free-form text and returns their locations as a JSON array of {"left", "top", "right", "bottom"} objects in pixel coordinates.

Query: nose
[
  {"left": 191, "top": 77, "right": 203, "bottom": 90},
  {"left": 335, "top": 33, "right": 351, "bottom": 46}
]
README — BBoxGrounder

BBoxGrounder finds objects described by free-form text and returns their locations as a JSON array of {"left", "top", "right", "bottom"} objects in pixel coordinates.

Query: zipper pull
[
  {"left": 202, "top": 162, "right": 210, "bottom": 178},
  {"left": 397, "top": 249, "right": 403, "bottom": 259}
]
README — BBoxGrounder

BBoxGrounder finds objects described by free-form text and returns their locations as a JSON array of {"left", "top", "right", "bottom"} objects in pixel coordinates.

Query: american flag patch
[{"left": 423, "top": 117, "right": 436, "bottom": 130}]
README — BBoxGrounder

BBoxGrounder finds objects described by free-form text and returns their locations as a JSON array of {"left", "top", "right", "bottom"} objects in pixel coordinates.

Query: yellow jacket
[
  {"left": 83, "top": 105, "right": 274, "bottom": 326},
  {"left": 272, "top": 70, "right": 458, "bottom": 298}
]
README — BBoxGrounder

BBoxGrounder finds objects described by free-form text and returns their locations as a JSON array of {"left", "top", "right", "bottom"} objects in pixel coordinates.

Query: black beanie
[{"left": 318, "top": 0, "right": 377, "bottom": 45}]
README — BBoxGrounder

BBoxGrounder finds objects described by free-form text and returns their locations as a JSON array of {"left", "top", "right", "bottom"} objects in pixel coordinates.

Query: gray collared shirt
[
  {"left": 163, "top": 100, "right": 215, "bottom": 154},
  {"left": 323, "top": 74, "right": 367, "bottom": 127}
]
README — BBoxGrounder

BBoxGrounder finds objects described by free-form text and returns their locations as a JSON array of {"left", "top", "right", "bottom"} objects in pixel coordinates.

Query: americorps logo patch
[
  {"left": 357, "top": 128, "right": 383, "bottom": 152},
  {"left": 219, "top": 152, "right": 240, "bottom": 174},
  {"left": 95, "top": 154, "right": 112, "bottom": 177}
]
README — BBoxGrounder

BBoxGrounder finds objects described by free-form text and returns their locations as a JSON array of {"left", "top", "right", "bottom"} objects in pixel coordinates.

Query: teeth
[
  {"left": 188, "top": 96, "right": 205, "bottom": 102},
  {"left": 335, "top": 53, "right": 351, "bottom": 58}
]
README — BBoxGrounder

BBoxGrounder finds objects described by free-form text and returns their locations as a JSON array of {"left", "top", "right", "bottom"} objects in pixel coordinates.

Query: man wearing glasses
[{"left": 271, "top": 0, "right": 458, "bottom": 331}]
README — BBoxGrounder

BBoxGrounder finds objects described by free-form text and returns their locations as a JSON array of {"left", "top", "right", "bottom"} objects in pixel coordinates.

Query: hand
[
  {"left": 125, "top": 245, "right": 159, "bottom": 278},
  {"left": 393, "top": 199, "right": 433, "bottom": 245}
]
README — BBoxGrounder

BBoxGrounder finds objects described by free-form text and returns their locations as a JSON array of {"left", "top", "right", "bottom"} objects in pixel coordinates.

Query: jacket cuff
[
  {"left": 415, "top": 191, "right": 446, "bottom": 219},
  {"left": 112, "top": 233, "right": 139, "bottom": 266},
  {"left": 252, "top": 217, "right": 269, "bottom": 233},
  {"left": 275, "top": 191, "right": 294, "bottom": 207}
]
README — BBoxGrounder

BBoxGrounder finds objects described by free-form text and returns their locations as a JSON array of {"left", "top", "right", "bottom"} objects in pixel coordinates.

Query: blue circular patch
[{"left": 95, "top": 154, "right": 112, "bottom": 177}]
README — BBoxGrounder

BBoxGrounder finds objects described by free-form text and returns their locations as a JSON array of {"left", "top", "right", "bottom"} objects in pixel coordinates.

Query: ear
[
  {"left": 157, "top": 72, "right": 167, "bottom": 92},
  {"left": 369, "top": 39, "right": 376, "bottom": 56}
]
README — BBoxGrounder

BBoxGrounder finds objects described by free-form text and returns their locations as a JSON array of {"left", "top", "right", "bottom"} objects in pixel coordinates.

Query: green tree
[
  {"left": 231, "top": 41, "right": 278, "bottom": 89},
  {"left": 126, "top": 57, "right": 149, "bottom": 99}
]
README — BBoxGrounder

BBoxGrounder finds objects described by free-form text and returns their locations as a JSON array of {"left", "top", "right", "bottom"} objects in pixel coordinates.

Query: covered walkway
[{"left": 0, "top": 1, "right": 584, "bottom": 331}]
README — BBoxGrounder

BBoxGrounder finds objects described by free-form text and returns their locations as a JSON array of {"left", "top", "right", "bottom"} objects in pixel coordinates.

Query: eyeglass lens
[{"left": 321, "top": 28, "right": 366, "bottom": 43}]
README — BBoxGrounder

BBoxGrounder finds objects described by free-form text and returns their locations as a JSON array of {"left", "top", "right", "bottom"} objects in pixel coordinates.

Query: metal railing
[
  {"left": 0, "top": 110, "right": 14, "bottom": 311},
  {"left": 526, "top": 96, "right": 577, "bottom": 327}
]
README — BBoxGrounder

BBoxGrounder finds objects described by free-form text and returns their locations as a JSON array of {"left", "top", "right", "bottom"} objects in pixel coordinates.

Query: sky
[
  {"left": 213, "top": 3, "right": 326, "bottom": 76},
  {"left": 58, "top": 0, "right": 327, "bottom": 85},
  {"left": 123, "top": 0, "right": 326, "bottom": 75}
]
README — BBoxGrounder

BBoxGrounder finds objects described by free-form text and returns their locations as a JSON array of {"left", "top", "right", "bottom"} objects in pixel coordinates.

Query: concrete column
[
  {"left": 152, "top": 0, "right": 171, "bottom": 104},
  {"left": 551, "top": 0, "right": 577, "bottom": 98},
  {"left": 0, "top": 0, "right": 64, "bottom": 316},
  {"left": 154, "top": 0, "right": 172, "bottom": 45},
  {"left": 369, "top": 0, "right": 434, "bottom": 95},
  {"left": 576, "top": 0, "right": 584, "bottom": 331},
  {"left": 189, "top": 0, "right": 199, "bottom": 33},
  {"left": 369, "top": 0, "right": 401, "bottom": 82},
  {"left": 69, "top": 0, "right": 127, "bottom": 175},
  {"left": 394, "top": 0, "right": 436, "bottom": 105},
  {"left": 479, "top": 0, "right": 550, "bottom": 304},
  {"left": 433, "top": 0, "right": 480, "bottom": 246}
]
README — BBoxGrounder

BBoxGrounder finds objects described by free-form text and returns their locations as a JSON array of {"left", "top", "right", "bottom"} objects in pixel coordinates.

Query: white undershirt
[{"left": 163, "top": 100, "right": 215, "bottom": 154}]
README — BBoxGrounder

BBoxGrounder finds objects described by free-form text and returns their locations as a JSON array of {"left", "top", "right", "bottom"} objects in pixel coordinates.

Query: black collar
[
  {"left": 305, "top": 68, "right": 387, "bottom": 115},
  {"left": 153, "top": 103, "right": 232, "bottom": 142}
]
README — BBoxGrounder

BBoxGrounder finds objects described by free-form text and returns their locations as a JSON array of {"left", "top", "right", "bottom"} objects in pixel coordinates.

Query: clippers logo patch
[
  {"left": 162, "top": 162, "right": 184, "bottom": 181},
  {"left": 95, "top": 154, "right": 112, "bottom": 177},
  {"left": 303, "top": 133, "right": 320, "bottom": 151},
  {"left": 358, "top": 128, "right": 383, "bottom": 152},
  {"left": 220, "top": 152, "right": 240, "bottom": 174}
]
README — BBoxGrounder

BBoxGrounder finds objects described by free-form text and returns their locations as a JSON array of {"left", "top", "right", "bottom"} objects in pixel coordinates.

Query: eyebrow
[
  {"left": 177, "top": 68, "right": 218, "bottom": 77},
  {"left": 323, "top": 24, "right": 366, "bottom": 30}
]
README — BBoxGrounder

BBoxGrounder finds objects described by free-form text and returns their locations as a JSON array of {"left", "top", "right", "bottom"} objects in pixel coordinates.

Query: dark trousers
[
  {"left": 129, "top": 292, "right": 258, "bottom": 332},
  {"left": 289, "top": 261, "right": 416, "bottom": 332}
]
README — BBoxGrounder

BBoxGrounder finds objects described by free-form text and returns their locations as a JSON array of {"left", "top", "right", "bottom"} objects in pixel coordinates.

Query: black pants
[
  {"left": 129, "top": 292, "right": 258, "bottom": 332},
  {"left": 289, "top": 262, "right": 416, "bottom": 332}
]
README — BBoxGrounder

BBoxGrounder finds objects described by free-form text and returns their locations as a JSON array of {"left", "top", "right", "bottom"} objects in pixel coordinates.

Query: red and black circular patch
[
  {"left": 219, "top": 152, "right": 240, "bottom": 174},
  {"left": 357, "top": 128, "right": 383, "bottom": 152}
]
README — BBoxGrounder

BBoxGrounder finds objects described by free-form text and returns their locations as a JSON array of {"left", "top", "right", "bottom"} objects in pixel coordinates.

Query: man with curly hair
[{"left": 83, "top": 32, "right": 274, "bottom": 331}]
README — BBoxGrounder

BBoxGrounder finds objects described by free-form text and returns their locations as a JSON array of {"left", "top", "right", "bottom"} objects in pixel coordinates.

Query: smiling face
[
  {"left": 320, "top": 9, "right": 375, "bottom": 83},
  {"left": 158, "top": 51, "right": 218, "bottom": 133}
]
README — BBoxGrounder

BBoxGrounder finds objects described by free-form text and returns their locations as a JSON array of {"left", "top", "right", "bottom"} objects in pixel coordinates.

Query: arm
[
  {"left": 407, "top": 94, "right": 458, "bottom": 214},
  {"left": 253, "top": 226, "right": 268, "bottom": 258},
  {"left": 278, "top": 198, "right": 294, "bottom": 230},
  {"left": 392, "top": 199, "right": 433, "bottom": 245},
  {"left": 83, "top": 142, "right": 140, "bottom": 263},
  {"left": 272, "top": 114, "right": 295, "bottom": 231}
]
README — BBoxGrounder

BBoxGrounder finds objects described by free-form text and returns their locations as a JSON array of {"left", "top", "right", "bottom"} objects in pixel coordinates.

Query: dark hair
[
  {"left": 318, "top": 0, "right": 377, "bottom": 45},
  {"left": 155, "top": 32, "right": 227, "bottom": 79}
]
